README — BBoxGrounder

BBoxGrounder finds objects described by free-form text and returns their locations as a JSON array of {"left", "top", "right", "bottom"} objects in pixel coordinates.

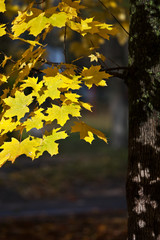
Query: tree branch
[
  {"left": 107, "top": 57, "right": 120, "bottom": 67},
  {"left": 103, "top": 66, "right": 129, "bottom": 71},
  {"left": 105, "top": 71, "right": 126, "bottom": 79},
  {"left": 102, "top": 66, "right": 129, "bottom": 80},
  {"left": 36, "top": 58, "right": 128, "bottom": 80},
  {"left": 39, "top": 58, "right": 60, "bottom": 66}
]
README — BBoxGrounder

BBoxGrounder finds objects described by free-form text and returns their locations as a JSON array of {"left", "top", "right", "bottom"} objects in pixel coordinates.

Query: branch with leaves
[{"left": 0, "top": 0, "right": 128, "bottom": 167}]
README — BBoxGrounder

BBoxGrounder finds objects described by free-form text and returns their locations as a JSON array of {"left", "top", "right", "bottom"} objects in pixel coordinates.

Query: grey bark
[{"left": 126, "top": 0, "right": 160, "bottom": 239}]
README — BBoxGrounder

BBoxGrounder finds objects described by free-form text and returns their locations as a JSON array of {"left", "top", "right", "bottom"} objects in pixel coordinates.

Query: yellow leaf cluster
[
  {"left": 45, "top": 104, "right": 81, "bottom": 126},
  {"left": 0, "top": 138, "right": 41, "bottom": 167},
  {"left": 0, "top": 0, "right": 116, "bottom": 167}
]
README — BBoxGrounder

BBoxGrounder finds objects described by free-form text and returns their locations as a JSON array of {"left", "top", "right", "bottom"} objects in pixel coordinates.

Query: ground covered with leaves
[{"left": 1, "top": 214, "right": 127, "bottom": 240}]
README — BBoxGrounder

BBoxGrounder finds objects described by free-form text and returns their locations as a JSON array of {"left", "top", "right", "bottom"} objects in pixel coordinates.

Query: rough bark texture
[{"left": 126, "top": 1, "right": 160, "bottom": 239}]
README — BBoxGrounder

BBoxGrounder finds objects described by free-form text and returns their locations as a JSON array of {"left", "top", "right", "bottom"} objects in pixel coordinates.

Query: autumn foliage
[{"left": 0, "top": 0, "right": 128, "bottom": 167}]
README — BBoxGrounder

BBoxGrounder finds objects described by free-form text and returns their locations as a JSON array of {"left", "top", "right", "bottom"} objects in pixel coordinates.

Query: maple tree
[
  {"left": 1, "top": 0, "right": 160, "bottom": 240},
  {"left": 0, "top": 0, "right": 123, "bottom": 167}
]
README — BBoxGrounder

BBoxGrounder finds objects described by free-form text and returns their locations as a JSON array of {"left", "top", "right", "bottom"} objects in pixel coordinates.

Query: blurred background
[{"left": 0, "top": 0, "right": 129, "bottom": 239}]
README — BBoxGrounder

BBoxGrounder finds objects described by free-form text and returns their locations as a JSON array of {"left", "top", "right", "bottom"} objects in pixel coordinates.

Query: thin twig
[
  {"left": 106, "top": 71, "right": 125, "bottom": 79},
  {"left": 39, "top": 58, "right": 60, "bottom": 66},
  {"left": 102, "top": 66, "right": 129, "bottom": 79},
  {"left": 107, "top": 57, "right": 120, "bottom": 67},
  {"left": 98, "top": 0, "right": 130, "bottom": 36},
  {"left": 88, "top": 39, "right": 128, "bottom": 79},
  {"left": 36, "top": 0, "right": 45, "bottom": 4},
  {"left": 103, "top": 66, "right": 128, "bottom": 71},
  {"left": 0, "top": 51, "right": 14, "bottom": 63}
]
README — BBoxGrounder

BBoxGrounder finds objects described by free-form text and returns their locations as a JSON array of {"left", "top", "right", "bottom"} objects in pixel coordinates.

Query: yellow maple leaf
[
  {"left": 0, "top": 137, "right": 41, "bottom": 167},
  {"left": 0, "top": 74, "right": 8, "bottom": 83},
  {"left": 58, "top": 0, "right": 85, "bottom": 17},
  {"left": 42, "top": 67, "right": 58, "bottom": 77},
  {"left": 28, "top": 13, "right": 49, "bottom": 36},
  {"left": 67, "top": 20, "right": 81, "bottom": 32},
  {"left": 45, "top": 103, "right": 81, "bottom": 126},
  {"left": 69, "top": 17, "right": 115, "bottom": 39},
  {"left": 89, "top": 52, "right": 106, "bottom": 62},
  {"left": 58, "top": 74, "right": 82, "bottom": 90},
  {"left": 88, "top": 54, "right": 99, "bottom": 62},
  {"left": 12, "top": 9, "right": 49, "bottom": 37},
  {"left": 0, "top": 0, "right": 6, "bottom": 12},
  {"left": 38, "top": 73, "right": 81, "bottom": 105},
  {"left": 79, "top": 101, "right": 93, "bottom": 112},
  {"left": 68, "top": 18, "right": 92, "bottom": 33},
  {"left": 77, "top": 19, "right": 116, "bottom": 39},
  {"left": 12, "top": 20, "right": 28, "bottom": 38},
  {"left": 0, "top": 118, "right": 18, "bottom": 134},
  {"left": 84, "top": 131, "right": 94, "bottom": 144},
  {"left": 20, "top": 77, "right": 43, "bottom": 97},
  {"left": 37, "top": 75, "right": 63, "bottom": 105},
  {"left": 48, "top": 12, "right": 69, "bottom": 28},
  {"left": 82, "top": 65, "right": 111, "bottom": 88},
  {"left": 3, "top": 91, "right": 33, "bottom": 120},
  {"left": 81, "top": 18, "right": 93, "bottom": 31},
  {"left": 71, "top": 121, "right": 107, "bottom": 144},
  {"left": 24, "top": 109, "right": 45, "bottom": 132},
  {"left": 64, "top": 92, "right": 81, "bottom": 103},
  {"left": 0, "top": 24, "right": 6, "bottom": 36},
  {"left": 59, "top": 2, "right": 78, "bottom": 18},
  {"left": 36, "top": 128, "right": 68, "bottom": 157}
]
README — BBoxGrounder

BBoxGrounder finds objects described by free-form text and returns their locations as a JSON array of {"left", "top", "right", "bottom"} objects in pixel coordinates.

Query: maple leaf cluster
[{"left": 0, "top": 0, "right": 116, "bottom": 167}]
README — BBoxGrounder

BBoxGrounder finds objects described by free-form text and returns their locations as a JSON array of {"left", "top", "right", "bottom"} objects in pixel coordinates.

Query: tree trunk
[{"left": 126, "top": 1, "right": 160, "bottom": 239}]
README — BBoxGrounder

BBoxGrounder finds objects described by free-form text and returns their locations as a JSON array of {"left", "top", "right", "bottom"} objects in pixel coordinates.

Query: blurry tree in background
[{"left": 0, "top": 0, "right": 160, "bottom": 239}]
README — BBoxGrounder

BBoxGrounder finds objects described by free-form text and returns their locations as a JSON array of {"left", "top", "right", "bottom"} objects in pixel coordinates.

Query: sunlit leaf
[
  {"left": 20, "top": 77, "right": 43, "bottom": 97},
  {"left": 45, "top": 103, "right": 81, "bottom": 126},
  {"left": 0, "top": 118, "right": 18, "bottom": 134},
  {"left": 0, "top": 0, "right": 6, "bottom": 12},
  {"left": 0, "top": 137, "right": 41, "bottom": 167},
  {"left": 36, "top": 128, "right": 68, "bottom": 157},
  {"left": 71, "top": 121, "right": 107, "bottom": 144},
  {"left": 82, "top": 65, "right": 111, "bottom": 88},
  {"left": 0, "top": 24, "right": 6, "bottom": 36},
  {"left": 0, "top": 74, "right": 8, "bottom": 83},
  {"left": 24, "top": 109, "right": 45, "bottom": 132},
  {"left": 3, "top": 91, "right": 33, "bottom": 120},
  {"left": 48, "top": 12, "right": 69, "bottom": 28}
]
